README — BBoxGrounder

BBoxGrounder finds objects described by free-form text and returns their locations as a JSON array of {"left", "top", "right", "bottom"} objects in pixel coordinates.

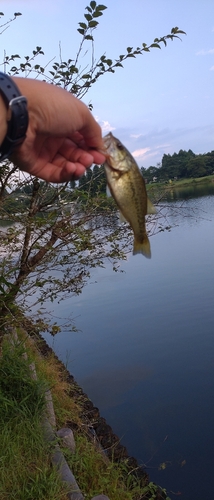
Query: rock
[
  {"left": 57, "top": 427, "right": 76, "bottom": 453},
  {"left": 91, "top": 496, "right": 110, "bottom": 500}
]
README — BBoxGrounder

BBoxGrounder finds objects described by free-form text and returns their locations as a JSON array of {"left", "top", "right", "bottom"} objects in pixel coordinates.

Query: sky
[{"left": 1, "top": 0, "right": 214, "bottom": 169}]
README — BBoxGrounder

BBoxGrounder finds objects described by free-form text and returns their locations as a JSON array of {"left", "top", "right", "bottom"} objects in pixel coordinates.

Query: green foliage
[
  {"left": 0, "top": 332, "right": 170, "bottom": 500},
  {"left": 66, "top": 433, "right": 170, "bottom": 499},
  {"left": 0, "top": 338, "right": 68, "bottom": 500},
  {"left": 142, "top": 148, "right": 214, "bottom": 182},
  {"left": 0, "top": 339, "right": 45, "bottom": 419},
  {"left": 2, "top": 4, "right": 185, "bottom": 98},
  {"left": 78, "top": 164, "right": 106, "bottom": 196},
  {"left": 0, "top": 11, "right": 22, "bottom": 37},
  {"left": 0, "top": 5, "right": 185, "bottom": 319}
]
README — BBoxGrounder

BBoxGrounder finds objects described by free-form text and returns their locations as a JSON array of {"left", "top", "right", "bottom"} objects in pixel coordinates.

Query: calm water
[{"left": 41, "top": 185, "right": 214, "bottom": 500}]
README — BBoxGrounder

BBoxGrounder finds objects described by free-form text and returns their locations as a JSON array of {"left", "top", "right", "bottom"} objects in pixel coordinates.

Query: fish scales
[{"left": 103, "top": 132, "right": 156, "bottom": 258}]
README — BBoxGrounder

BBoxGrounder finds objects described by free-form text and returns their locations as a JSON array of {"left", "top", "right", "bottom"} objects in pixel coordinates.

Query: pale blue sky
[{"left": 1, "top": 0, "right": 214, "bottom": 168}]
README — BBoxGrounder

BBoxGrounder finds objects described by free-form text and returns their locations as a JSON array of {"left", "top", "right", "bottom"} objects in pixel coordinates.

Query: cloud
[
  {"left": 196, "top": 48, "right": 214, "bottom": 55},
  {"left": 130, "top": 133, "right": 143, "bottom": 139},
  {"left": 107, "top": 122, "right": 214, "bottom": 169},
  {"left": 95, "top": 118, "right": 116, "bottom": 134},
  {"left": 132, "top": 147, "right": 150, "bottom": 158}
]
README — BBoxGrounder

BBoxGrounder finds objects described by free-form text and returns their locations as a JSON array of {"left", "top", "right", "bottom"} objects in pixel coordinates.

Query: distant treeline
[
  {"left": 141, "top": 149, "right": 214, "bottom": 183},
  {"left": 78, "top": 148, "right": 214, "bottom": 191},
  {"left": 9, "top": 149, "right": 214, "bottom": 211}
]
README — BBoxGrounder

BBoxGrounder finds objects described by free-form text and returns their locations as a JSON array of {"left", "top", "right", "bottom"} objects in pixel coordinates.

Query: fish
[{"left": 103, "top": 132, "right": 156, "bottom": 258}]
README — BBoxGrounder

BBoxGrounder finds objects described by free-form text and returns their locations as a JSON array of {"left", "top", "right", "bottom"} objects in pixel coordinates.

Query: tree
[
  {"left": 186, "top": 156, "right": 207, "bottom": 178},
  {"left": 141, "top": 166, "right": 160, "bottom": 183},
  {"left": 158, "top": 149, "right": 195, "bottom": 180},
  {"left": 0, "top": 4, "right": 185, "bottom": 323}
]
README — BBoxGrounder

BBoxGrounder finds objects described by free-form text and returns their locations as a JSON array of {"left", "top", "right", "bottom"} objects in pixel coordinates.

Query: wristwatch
[{"left": 0, "top": 72, "right": 29, "bottom": 161}]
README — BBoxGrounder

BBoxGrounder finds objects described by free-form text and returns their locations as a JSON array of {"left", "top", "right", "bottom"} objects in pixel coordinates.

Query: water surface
[{"left": 41, "top": 186, "right": 214, "bottom": 500}]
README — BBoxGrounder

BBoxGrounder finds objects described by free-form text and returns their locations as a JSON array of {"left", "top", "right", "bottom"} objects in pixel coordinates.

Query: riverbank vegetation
[
  {"left": 0, "top": 324, "right": 170, "bottom": 499},
  {"left": 142, "top": 149, "right": 214, "bottom": 184},
  {"left": 0, "top": 3, "right": 185, "bottom": 319},
  {"left": 0, "top": 4, "right": 185, "bottom": 500}
]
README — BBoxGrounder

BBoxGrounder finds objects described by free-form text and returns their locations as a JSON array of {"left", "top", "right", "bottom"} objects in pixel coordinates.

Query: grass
[
  {"left": 147, "top": 173, "right": 214, "bottom": 194},
  {"left": 0, "top": 337, "right": 68, "bottom": 500},
  {"left": 0, "top": 328, "right": 170, "bottom": 500}
]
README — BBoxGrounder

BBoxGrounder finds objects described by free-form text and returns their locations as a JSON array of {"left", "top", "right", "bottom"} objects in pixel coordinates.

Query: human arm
[{"left": 0, "top": 76, "right": 105, "bottom": 183}]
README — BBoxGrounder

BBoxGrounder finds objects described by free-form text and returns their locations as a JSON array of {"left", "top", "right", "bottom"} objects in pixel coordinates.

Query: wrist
[
  {"left": 12, "top": 77, "right": 48, "bottom": 135},
  {"left": 0, "top": 73, "right": 29, "bottom": 161},
  {"left": 0, "top": 94, "right": 7, "bottom": 145}
]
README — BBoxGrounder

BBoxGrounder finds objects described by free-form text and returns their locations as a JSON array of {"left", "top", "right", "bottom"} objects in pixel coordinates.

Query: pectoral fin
[
  {"left": 106, "top": 184, "right": 112, "bottom": 198},
  {"left": 147, "top": 198, "right": 157, "bottom": 214},
  {"left": 119, "top": 211, "right": 127, "bottom": 223}
]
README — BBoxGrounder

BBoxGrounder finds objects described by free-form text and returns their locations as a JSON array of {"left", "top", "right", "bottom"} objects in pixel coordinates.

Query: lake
[{"left": 41, "top": 184, "right": 214, "bottom": 500}]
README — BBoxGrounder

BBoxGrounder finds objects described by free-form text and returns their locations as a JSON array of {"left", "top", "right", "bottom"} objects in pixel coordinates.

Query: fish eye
[{"left": 117, "top": 141, "right": 124, "bottom": 150}]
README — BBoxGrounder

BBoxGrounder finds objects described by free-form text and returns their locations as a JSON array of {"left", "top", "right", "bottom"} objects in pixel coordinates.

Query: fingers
[
  {"left": 69, "top": 131, "right": 106, "bottom": 163},
  {"left": 58, "top": 138, "right": 106, "bottom": 167},
  {"left": 20, "top": 138, "right": 106, "bottom": 183},
  {"left": 75, "top": 99, "right": 104, "bottom": 150},
  {"left": 49, "top": 162, "right": 87, "bottom": 183},
  {"left": 26, "top": 159, "right": 87, "bottom": 183}
]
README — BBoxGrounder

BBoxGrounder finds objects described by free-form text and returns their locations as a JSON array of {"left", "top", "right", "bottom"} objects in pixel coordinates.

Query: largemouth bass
[{"left": 103, "top": 132, "right": 156, "bottom": 258}]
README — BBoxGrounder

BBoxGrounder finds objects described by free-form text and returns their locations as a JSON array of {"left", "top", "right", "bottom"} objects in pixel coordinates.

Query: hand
[{"left": 10, "top": 77, "right": 106, "bottom": 183}]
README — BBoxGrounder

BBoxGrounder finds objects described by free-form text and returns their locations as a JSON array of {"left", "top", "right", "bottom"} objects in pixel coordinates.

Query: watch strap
[{"left": 0, "top": 73, "right": 28, "bottom": 161}]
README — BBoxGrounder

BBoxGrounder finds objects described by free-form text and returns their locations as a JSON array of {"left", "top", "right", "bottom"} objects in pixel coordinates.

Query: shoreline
[
  {"left": 147, "top": 173, "right": 214, "bottom": 193},
  {"left": 33, "top": 328, "right": 147, "bottom": 476}
]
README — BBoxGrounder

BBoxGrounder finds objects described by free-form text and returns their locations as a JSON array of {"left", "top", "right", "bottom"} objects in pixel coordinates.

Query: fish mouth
[
  {"left": 103, "top": 132, "right": 113, "bottom": 149},
  {"left": 104, "top": 156, "right": 116, "bottom": 171}
]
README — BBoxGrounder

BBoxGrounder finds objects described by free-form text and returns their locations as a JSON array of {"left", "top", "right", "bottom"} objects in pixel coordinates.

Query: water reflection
[
  {"left": 162, "top": 180, "right": 214, "bottom": 201},
  {"left": 38, "top": 184, "right": 214, "bottom": 500}
]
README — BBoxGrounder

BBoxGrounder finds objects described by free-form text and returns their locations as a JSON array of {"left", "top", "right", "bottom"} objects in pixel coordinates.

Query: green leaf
[
  {"left": 14, "top": 12, "right": 22, "bottom": 16},
  {"left": 85, "top": 6, "right": 92, "bottom": 12},
  {"left": 106, "top": 58, "right": 112, "bottom": 66},
  {"left": 84, "top": 13, "right": 92, "bottom": 21},
  {"left": 171, "top": 26, "right": 179, "bottom": 33},
  {"left": 0, "top": 12, "right": 4, "bottom": 16},
  {"left": 90, "top": 1, "right": 96, "bottom": 9},
  {"left": 97, "top": 4, "right": 107, "bottom": 10},
  {"left": 150, "top": 43, "right": 161, "bottom": 49},
  {"left": 93, "top": 11, "right": 103, "bottom": 17},
  {"left": 77, "top": 28, "right": 85, "bottom": 35},
  {"left": 88, "top": 20, "right": 98, "bottom": 27},
  {"left": 79, "top": 22, "right": 87, "bottom": 29},
  {"left": 126, "top": 47, "right": 133, "bottom": 53},
  {"left": 85, "top": 34, "right": 94, "bottom": 40}
]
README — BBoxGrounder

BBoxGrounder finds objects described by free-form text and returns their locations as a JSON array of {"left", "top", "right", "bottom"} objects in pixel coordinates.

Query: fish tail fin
[{"left": 133, "top": 235, "right": 151, "bottom": 258}]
